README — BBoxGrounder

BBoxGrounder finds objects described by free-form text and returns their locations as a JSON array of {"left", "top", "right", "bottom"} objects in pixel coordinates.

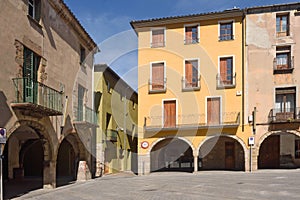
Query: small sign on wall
[
  {"left": 0, "top": 128, "right": 7, "bottom": 144},
  {"left": 248, "top": 136, "right": 255, "bottom": 146}
]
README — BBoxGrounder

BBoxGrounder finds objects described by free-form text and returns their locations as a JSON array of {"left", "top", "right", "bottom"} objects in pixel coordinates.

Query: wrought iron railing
[
  {"left": 151, "top": 41, "right": 165, "bottom": 48},
  {"left": 149, "top": 78, "right": 167, "bottom": 93},
  {"left": 75, "top": 105, "right": 98, "bottom": 125},
  {"left": 185, "top": 38, "right": 199, "bottom": 44},
  {"left": 216, "top": 73, "right": 236, "bottom": 88},
  {"left": 182, "top": 75, "right": 201, "bottom": 90},
  {"left": 12, "top": 77, "right": 63, "bottom": 113},
  {"left": 144, "top": 112, "right": 240, "bottom": 129},
  {"left": 273, "top": 56, "right": 294, "bottom": 72},
  {"left": 268, "top": 108, "right": 300, "bottom": 123}
]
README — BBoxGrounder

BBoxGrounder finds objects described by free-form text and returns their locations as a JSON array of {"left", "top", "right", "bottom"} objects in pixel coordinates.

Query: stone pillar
[
  {"left": 193, "top": 151, "right": 199, "bottom": 173},
  {"left": 43, "top": 160, "right": 56, "bottom": 189},
  {"left": 77, "top": 160, "right": 91, "bottom": 181},
  {"left": 138, "top": 154, "right": 150, "bottom": 175}
]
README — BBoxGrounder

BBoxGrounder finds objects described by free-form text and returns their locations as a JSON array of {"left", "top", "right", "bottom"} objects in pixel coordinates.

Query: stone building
[
  {"left": 0, "top": 0, "right": 98, "bottom": 194},
  {"left": 246, "top": 2, "right": 300, "bottom": 170},
  {"left": 94, "top": 64, "right": 138, "bottom": 175}
]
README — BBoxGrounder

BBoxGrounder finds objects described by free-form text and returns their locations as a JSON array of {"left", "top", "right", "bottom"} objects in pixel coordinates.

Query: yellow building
[
  {"left": 131, "top": 8, "right": 252, "bottom": 174},
  {"left": 94, "top": 64, "right": 138, "bottom": 175}
]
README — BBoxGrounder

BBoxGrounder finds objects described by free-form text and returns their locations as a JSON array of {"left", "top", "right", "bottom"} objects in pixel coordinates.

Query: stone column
[
  {"left": 43, "top": 160, "right": 56, "bottom": 189},
  {"left": 193, "top": 151, "right": 199, "bottom": 173}
]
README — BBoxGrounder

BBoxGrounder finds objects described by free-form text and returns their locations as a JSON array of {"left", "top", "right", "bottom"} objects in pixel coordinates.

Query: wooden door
[
  {"left": 164, "top": 100, "right": 176, "bottom": 128},
  {"left": 258, "top": 135, "right": 280, "bottom": 169},
  {"left": 207, "top": 97, "right": 220, "bottom": 125},
  {"left": 225, "top": 142, "right": 235, "bottom": 169}
]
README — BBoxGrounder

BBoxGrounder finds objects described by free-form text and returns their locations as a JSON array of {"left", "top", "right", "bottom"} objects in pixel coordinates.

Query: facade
[
  {"left": 246, "top": 3, "right": 300, "bottom": 170},
  {"left": 131, "top": 9, "right": 252, "bottom": 175},
  {"left": 0, "top": 0, "right": 98, "bottom": 193},
  {"left": 94, "top": 64, "right": 138, "bottom": 175}
]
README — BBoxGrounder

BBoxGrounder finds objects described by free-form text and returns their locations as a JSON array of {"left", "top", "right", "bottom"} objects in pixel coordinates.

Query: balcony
[
  {"left": 216, "top": 73, "right": 236, "bottom": 89},
  {"left": 273, "top": 56, "right": 294, "bottom": 74},
  {"left": 149, "top": 78, "right": 167, "bottom": 94},
  {"left": 268, "top": 108, "right": 300, "bottom": 123},
  {"left": 182, "top": 75, "right": 201, "bottom": 91},
  {"left": 105, "top": 129, "right": 118, "bottom": 142},
  {"left": 144, "top": 112, "right": 240, "bottom": 133},
  {"left": 11, "top": 78, "right": 63, "bottom": 116},
  {"left": 74, "top": 105, "right": 98, "bottom": 126}
]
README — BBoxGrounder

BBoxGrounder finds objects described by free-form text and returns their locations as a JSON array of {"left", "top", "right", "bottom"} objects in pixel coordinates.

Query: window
[
  {"left": 185, "top": 25, "right": 199, "bottom": 44},
  {"left": 274, "top": 46, "right": 293, "bottom": 71},
  {"left": 23, "top": 47, "right": 40, "bottom": 103},
  {"left": 163, "top": 100, "right": 176, "bottom": 128},
  {"left": 184, "top": 60, "right": 199, "bottom": 89},
  {"left": 150, "top": 62, "right": 165, "bottom": 92},
  {"left": 28, "top": 0, "right": 41, "bottom": 21},
  {"left": 78, "top": 84, "right": 85, "bottom": 121},
  {"left": 219, "top": 21, "right": 233, "bottom": 41},
  {"left": 151, "top": 28, "right": 165, "bottom": 48},
  {"left": 218, "top": 57, "right": 235, "bottom": 87},
  {"left": 80, "top": 46, "right": 86, "bottom": 64},
  {"left": 207, "top": 97, "right": 221, "bottom": 125},
  {"left": 295, "top": 140, "right": 300, "bottom": 159},
  {"left": 275, "top": 87, "right": 296, "bottom": 121},
  {"left": 276, "top": 14, "right": 289, "bottom": 37}
]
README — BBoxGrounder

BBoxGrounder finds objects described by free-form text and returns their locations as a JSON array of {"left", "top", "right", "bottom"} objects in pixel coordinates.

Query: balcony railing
[
  {"left": 12, "top": 77, "right": 63, "bottom": 115},
  {"left": 184, "top": 38, "right": 199, "bottom": 44},
  {"left": 182, "top": 75, "right": 201, "bottom": 91},
  {"left": 268, "top": 108, "right": 300, "bottom": 123},
  {"left": 75, "top": 105, "right": 98, "bottom": 125},
  {"left": 216, "top": 73, "right": 236, "bottom": 88},
  {"left": 149, "top": 78, "right": 167, "bottom": 93},
  {"left": 144, "top": 112, "right": 240, "bottom": 132},
  {"left": 273, "top": 56, "right": 294, "bottom": 73},
  {"left": 151, "top": 41, "right": 165, "bottom": 48}
]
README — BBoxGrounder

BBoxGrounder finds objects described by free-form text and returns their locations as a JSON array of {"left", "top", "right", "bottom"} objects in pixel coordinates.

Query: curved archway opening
[
  {"left": 56, "top": 138, "right": 78, "bottom": 187},
  {"left": 199, "top": 136, "right": 245, "bottom": 171},
  {"left": 258, "top": 132, "right": 300, "bottom": 169},
  {"left": 150, "top": 138, "right": 193, "bottom": 173}
]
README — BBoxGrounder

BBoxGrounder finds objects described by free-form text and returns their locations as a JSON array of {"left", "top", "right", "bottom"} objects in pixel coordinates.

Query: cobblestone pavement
[{"left": 11, "top": 170, "right": 300, "bottom": 200}]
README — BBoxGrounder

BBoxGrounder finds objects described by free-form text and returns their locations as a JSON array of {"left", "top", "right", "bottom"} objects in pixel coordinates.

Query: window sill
[
  {"left": 219, "top": 38, "right": 234, "bottom": 42},
  {"left": 182, "top": 86, "right": 200, "bottom": 92},
  {"left": 149, "top": 89, "right": 167, "bottom": 94},
  {"left": 27, "top": 15, "right": 42, "bottom": 29},
  {"left": 274, "top": 68, "right": 294, "bottom": 74},
  {"left": 217, "top": 84, "right": 236, "bottom": 89}
]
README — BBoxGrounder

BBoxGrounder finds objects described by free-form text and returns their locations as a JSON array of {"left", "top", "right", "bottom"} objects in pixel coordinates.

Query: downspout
[{"left": 242, "top": 12, "right": 246, "bottom": 132}]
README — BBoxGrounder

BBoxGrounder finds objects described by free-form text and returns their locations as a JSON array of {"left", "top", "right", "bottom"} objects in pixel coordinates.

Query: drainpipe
[{"left": 242, "top": 12, "right": 246, "bottom": 132}]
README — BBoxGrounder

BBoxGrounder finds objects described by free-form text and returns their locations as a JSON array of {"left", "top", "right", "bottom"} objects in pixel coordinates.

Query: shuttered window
[
  {"left": 207, "top": 97, "right": 220, "bottom": 125},
  {"left": 220, "top": 57, "right": 233, "bottom": 85},
  {"left": 151, "top": 29, "right": 165, "bottom": 48},
  {"left": 185, "top": 60, "right": 199, "bottom": 88},
  {"left": 151, "top": 62, "right": 165, "bottom": 91},
  {"left": 164, "top": 100, "right": 176, "bottom": 128},
  {"left": 185, "top": 25, "right": 199, "bottom": 44},
  {"left": 28, "top": 0, "right": 41, "bottom": 21}
]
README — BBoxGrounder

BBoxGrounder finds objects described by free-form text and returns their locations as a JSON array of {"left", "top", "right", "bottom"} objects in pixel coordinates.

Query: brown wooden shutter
[
  {"left": 220, "top": 58, "right": 227, "bottom": 84},
  {"left": 207, "top": 98, "right": 220, "bottom": 125},
  {"left": 152, "top": 29, "right": 164, "bottom": 47},
  {"left": 164, "top": 100, "right": 176, "bottom": 128},
  {"left": 185, "top": 27, "right": 192, "bottom": 43},
  {"left": 152, "top": 63, "right": 164, "bottom": 90},
  {"left": 185, "top": 61, "right": 192, "bottom": 87}
]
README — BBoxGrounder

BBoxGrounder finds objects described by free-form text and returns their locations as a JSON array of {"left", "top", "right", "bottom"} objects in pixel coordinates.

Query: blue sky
[{"left": 64, "top": 0, "right": 297, "bottom": 89}]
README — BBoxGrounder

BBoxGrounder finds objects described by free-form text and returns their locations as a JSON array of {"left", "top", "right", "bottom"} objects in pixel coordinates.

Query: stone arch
[
  {"left": 257, "top": 130, "right": 300, "bottom": 169},
  {"left": 149, "top": 137, "right": 194, "bottom": 172},
  {"left": 197, "top": 134, "right": 248, "bottom": 171}
]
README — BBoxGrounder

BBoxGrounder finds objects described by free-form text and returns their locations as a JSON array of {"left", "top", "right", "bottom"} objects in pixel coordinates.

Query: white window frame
[
  {"left": 162, "top": 98, "right": 178, "bottom": 128},
  {"left": 183, "top": 58, "right": 200, "bottom": 90},
  {"left": 184, "top": 23, "right": 200, "bottom": 44},
  {"left": 273, "top": 86, "right": 298, "bottom": 111},
  {"left": 28, "top": 0, "right": 35, "bottom": 18},
  {"left": 205, "top": 96, "right": 222, "bottom": 124},
  {"left": 218, "top": 55, "right": 236, "bottom": 88},
  {"left": 218, "top": 20, "right": 235, "bottom": 41},
  {"left": 150, "top": 27, "right": 166, "bottom": 48},
  {"left": 149, "top": 61, "right": 166, "bottom": 92}
]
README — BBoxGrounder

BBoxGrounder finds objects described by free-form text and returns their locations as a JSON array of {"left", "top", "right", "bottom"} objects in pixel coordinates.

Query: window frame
[
  {"left": 28, "top": 0, "right": 41, "bottom": 22},
  {"left": 274, "top": 46, "right": 293, "bottom": 73},
  {"left": 80, "top": 46, "right": 86, "bottom": 64},
  {"left": 149, "top": 61, "right": 166, "bottom": 93},
  {"left": 150, "top": 27, "right": 166, "bottom": 48},
  {"left": 218, "top": 20, "right": 235, "bottom": 41},
  {"left": 184, "top": 23, "right": 200, "bottom": 44},
  {"left": 183, "top": 58, "right": 200, "bottom": 91},
  {"left": 276, "top": 13, "right": 289, "bottom": 37},
  {"left": 217, "top": 55, "right": 236, "bottom": 88},
  {"left": 295, "top": 140, "right": 300, "bottom": 159}
]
